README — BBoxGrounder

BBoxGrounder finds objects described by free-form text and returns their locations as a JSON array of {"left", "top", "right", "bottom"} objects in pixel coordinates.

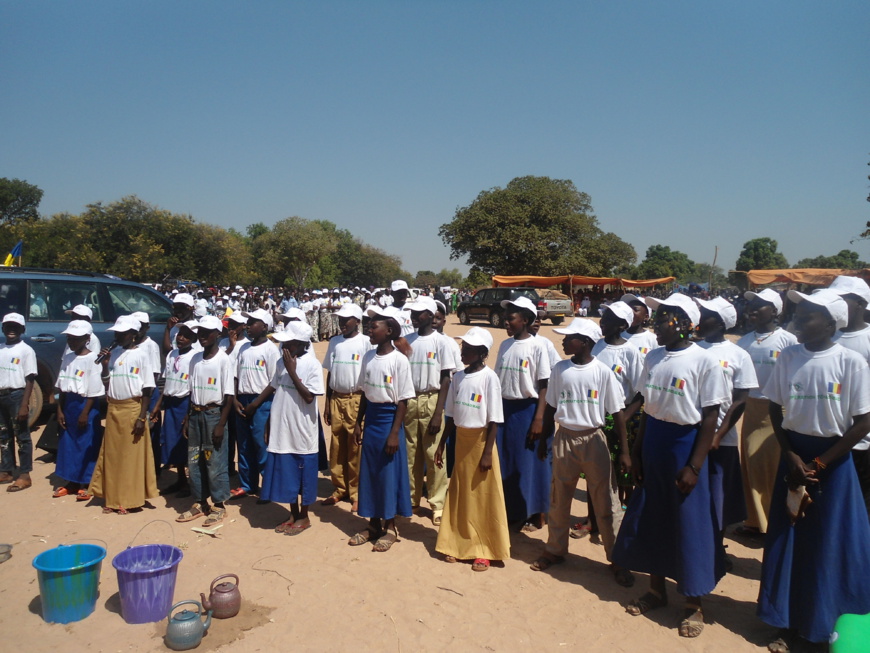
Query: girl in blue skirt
[
  {"left": 612, "top": 293, "right": 729, "bottom": 638},
  {"left": 53, "top": 320, "right": 105, "bottom": 500},
  {"left": 759, "top": 289, "right": 870, "bottom": 652},
  {"left": 349, "top": 306, "right": 414, "bottom": 552}
]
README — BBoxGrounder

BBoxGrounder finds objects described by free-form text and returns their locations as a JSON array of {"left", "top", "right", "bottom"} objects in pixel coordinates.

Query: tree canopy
[
  {"left": 634, "top": 245, "right": 696, "bottom": 281},
  {"left": 794, "top": 249, "right": 867, "bottom": 269},
  {"left": 735, "top": 237, "right": 788, "bottom": 271},
  {"left": 0, "top": 178, "right": 43, "bottom": 225},
  {"left": 439, "top": 176, "right": 636, "bottom": 277}
]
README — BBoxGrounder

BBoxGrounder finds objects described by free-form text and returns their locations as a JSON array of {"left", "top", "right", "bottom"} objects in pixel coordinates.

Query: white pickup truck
[{"left": 536, "top": 289, "right": 573, "bottom": 325}]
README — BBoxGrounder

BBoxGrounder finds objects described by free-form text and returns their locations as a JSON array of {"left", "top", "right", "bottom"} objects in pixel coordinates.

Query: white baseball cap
[
  {"left": 391, "top": 280, "right": 409, "bottom": 292},
  {"left": 226, "top": 312, "right": 248, "bottom": 325},
  {"left": 434, "top": 300, "right": 447, "bottom": 315},
  {"left": 273, "top": 321, "right": 313, "bottom": 342},
  {"left": 196, "top": 315, "right": 224, "bottom": 332},
  {"left": 620, "top": 294, "right": 650, "bottom": 312},
  {"left": 407, "top": 296, "right": 438, "bottom": 314},
  {"left": 62, "top": 320, "right": 93, "bottom": 336},
  {"left": 335, "top": 304, "right": 363, "bottom": 320},
  {"left": 2, "top": 313, "right": 25, "bottom": 326},
  {"left": 173, "top": 293, "right": 195, "bottom": 307},
  {"left": 178, "top": 319, "right": 200, "bottom": 332},
  {"left": 500, "top": 296, "right": 538, "bottom": 314},
  {"left": 131, "top": 311, "right": 150, "bottom": 324},
  {"left": 788, "top": 288, "right": 849, "bottom": 330},
  {"left": 602, "top": 301, "right": 635, "bottom": 327},
  {"left": 65, "top": 304, "right": 93, "bottom": 319},
  {"left": 282, "top": 307, "right": 306, "bottom": 321},
  {"left": 108, "top": 315, "right": 141, "bottom": 332},
  {"left": 554, "top": 318, "right": 603, "bottom": 341},
  {"left": 367, "top": 305, "right": 403, "bottom": 320},
  {"left": 744, "top": 288, "right": 783, "bottom": 314},
  {"left": 694, "top": 297, "right": 737, "bottom": 330},
  {"left": 829, "top": 275, "right": 870, "bottom": 306},
  {"left": 458, "top": 326, "right": 493, "bottom": 350},
  {"left": 646, "top": 293, "right": 701, "bottom": 326},
  {"left": 242, "top": 308, "right": 274, "bottom": 330}
]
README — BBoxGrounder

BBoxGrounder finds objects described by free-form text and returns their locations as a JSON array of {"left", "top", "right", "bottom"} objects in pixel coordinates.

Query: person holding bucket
[{"left": 88, "top": 315, "right": 159, "bottom": 514}]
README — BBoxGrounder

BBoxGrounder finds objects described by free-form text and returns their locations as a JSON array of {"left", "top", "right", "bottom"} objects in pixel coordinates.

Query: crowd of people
[{"left": 1, "top": 275, "right": 869, "bottom": 651}]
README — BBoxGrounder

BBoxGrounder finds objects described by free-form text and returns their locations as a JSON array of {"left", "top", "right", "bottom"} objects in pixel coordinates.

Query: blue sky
[{"left": 3, "top": 1, "right": 868, "bottom": 278}]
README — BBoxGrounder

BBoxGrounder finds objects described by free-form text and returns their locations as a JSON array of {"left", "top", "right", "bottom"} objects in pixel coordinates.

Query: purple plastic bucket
[{"left": 111, "top": 544, "right": 183, "bottom": 624}]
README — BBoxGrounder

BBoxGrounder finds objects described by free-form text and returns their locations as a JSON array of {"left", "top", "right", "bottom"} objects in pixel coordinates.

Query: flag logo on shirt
[
  {"left": 520, "top": 359, "right": 529, "bottom": 368},
  {"left": 256, "top": 359, "right": 266, "bottom": 368},
  {"left": 75, "top": 369, "right": 85, "bottom": 378},
  {"left": 827, "top": 382, "right": 842, "bottom": 395},
  {"left": 383, "top": 375, "right": 392, "bottom": 384},
  {"left": 129, "top": 367, "right": 140, "bottom": 374},
  {"left": 769, "top": 350, "right": 780, "bottom": 359},
  {"left": 611, "top": 363, "right": 623, "bottom": 374},
  {"left": 719, "top": 360, "right": 729, "bottom": 368},
  {"left": 587, "top": 390, "right": 599, "bottom": 399},
  {"left": 351, "top": 354, "right": 360, "bottom": 361},
  {"left": 180, "top": 373, "right": 189, "bottom": 381},
  {"left": 427, "top": 351, "right": 437, "bottom": 360},
  {"left": 207, "top": 377, "right": 217, "bottom": 385},
  {"left": 639, "top": 347, "right": 649, "bottom": 354},
  {"left": 470, "top": 393, "right": 482, "bottom": 403},
  {"left": 10, "top": 357, "right": 20, "bottom": 365},
  {"left": 671, "top": 377, "right": 686, "bottom": 390}
]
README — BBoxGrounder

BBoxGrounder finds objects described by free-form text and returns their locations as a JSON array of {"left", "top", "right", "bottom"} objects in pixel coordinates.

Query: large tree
[
  {"left": 635, "top": 245, "right": 696, "bottom": 281},
  {"left": 439, "top": 176, "right": 635, "bottom": 277},
  {"left": 252, "top": 217, "right": 336, "bottom": 288},
  {"left": 0, "top": 178, "right": 43, "bottom": 225},
  {"left": 794, "top": 249, "right": 867, "bottom": 269},
  {"left": 735, "top": 237, "right": 788, "bottom": 271}
]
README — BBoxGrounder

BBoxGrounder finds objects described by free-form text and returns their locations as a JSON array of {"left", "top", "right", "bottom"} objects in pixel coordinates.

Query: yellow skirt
[
  {"left": 740, "top": 397, "right": 781, "bottom": 533},
  {"left": 89, "top": 398, "right": 158, "bottom": 510},
  {"left": 435, "top": 426, "right": 511, "bottom": 561}
]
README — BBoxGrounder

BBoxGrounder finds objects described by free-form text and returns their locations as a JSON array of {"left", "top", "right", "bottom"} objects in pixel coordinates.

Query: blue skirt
[
  {"left": 709, "top": 445, "right": 746, "bottom": 528},
  {"left": 612, "top": 416, "right": 725, "bottom": 597},
  {"left": 261, "top": 452, "right": 318, "bottom": 505},
  {"left": 358, "top": 402, "right": 412, "bottom": 520},
  {"left": 55, "top": 393, "right": 103, "bottom": 485},
  {"left": 497, "top": 398, "right": 551, "bottom": 521},
  {"left": 757, "top": 432, "right": 870, "bottom": 643},
  {"left": 160, "top": 395, "right": 189, "bottom": 466}
]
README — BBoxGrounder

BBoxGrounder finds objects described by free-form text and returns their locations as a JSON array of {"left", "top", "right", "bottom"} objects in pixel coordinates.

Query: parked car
[
  {"left": 535, "top": 288, "right": 573, "bottom": 325},
  {"left": 455, "top": 287, "right": 541, "bottom": 328},
  {"left": 0, "top": 267, "right": 173, "bottom": 423}
]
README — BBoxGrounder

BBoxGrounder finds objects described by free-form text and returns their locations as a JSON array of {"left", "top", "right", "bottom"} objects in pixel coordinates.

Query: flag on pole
[{"left": 3, "top": 241, "right": 22, "bottom": 267}]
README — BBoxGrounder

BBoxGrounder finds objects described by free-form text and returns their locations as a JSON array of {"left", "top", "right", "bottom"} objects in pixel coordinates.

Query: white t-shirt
[
  {"left": 56, "top": 351, "right": 105, "bottom": 398},
  {"left": 439, "top": 332, "right": 463, "bottom": 372},
  {"left": 834, "top": 326, "right": 870, "bottom": 364},
  {"left": 107, "top": 346, "right": 156, "bottom": 401},
  {"left": 189, "top": 350, "right": 235, "bottom": 406},
  {"left": 161, "top": 348, "right": 197, "bottom": 398},
  {"left": 535, "top": 334, "right": 562, "bottom": 368},
  {"left": 547, "top": 358, "right": 625, "bottom": 431},
  {"left": 218, "top": 335, "right": 250, "bottom": 369},
  {"left": 698, "top": 340, "right": 759, "bottom": 446},
  {"left": 737, "top": 328, "right": 799, "bottom": 400},
  {"left": 621, "top": 329, "right": 660, "bottom": 359},
  {"left": 591, "top": 339, "right": 645, "bottom": 407},
  {"left": 394, "top": 306, "right": 414, "bottom": 337},
  {"left": 444, "top": 367, "right": 504, "bottom": 429},
  {"left": 764, "top": 343, "right": 870, "bottom": 439},
  {"left": 138, "top": 336, "right": 162, "bottom": 381},
  {"left": 169, "top": 325, "right": 203, "bottom": 352},
  {"left": 406, "top": 332, "right": 454, "bottom": 394},
  {"left": 323, "top": 333, "right": 373, "bottom": 394},
  {"left": 268, "top": 354, "right": 324, "bottom": 454},
  {"left": 236, "top": 341, "right": 282, "bottom": 395},
  {"left": 63, "top": 333, "right": 101, "bottom": 358},
  {"left": 641, "top": 343, "right": 730, "bottom": 426},
  {"left": 357, "top": 349, "right": 415, "bottom": 404},
  {"left": 495, "top": 335, "right": 551, "bottom": 400},
  {"left": 194, "top": 298, "right": 209, "bottom": 317},
  {"left": 0, "top": 341, "right": 37, "bottom": 390}
]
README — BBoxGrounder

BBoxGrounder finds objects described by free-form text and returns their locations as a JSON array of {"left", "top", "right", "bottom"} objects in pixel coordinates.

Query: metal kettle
[
  {"left": 165, "top": 600, "right": 212, "bottom": 651},
  {"left": 201, "top": 573, "right": 241, "bottom": 619}
]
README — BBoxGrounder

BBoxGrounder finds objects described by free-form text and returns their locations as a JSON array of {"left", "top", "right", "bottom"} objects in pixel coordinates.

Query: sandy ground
[{"left": 0, "top": 318, "right": 775, "bottom": 652}]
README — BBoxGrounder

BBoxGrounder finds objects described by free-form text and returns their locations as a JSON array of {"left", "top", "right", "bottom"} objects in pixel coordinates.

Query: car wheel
[
  {"left": 457, "top": 310, "right": 469, "bottom": 325},
  {"left": 489, "top": 311, "right": 502, "bottom": 328},
  {"left": 550, "top": 317, "right": 564, "bottom": 326},
  {"left": 27, "top": 383, "right": 43, "bottom": 428}
]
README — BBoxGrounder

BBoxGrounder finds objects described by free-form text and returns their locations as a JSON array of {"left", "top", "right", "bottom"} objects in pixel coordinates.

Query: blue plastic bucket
[
  {"left": 32, "top": 543, "right": 107, "bottom": 624},
  {"left": 112, "top": 544, "right": 183, "bottom": 624}
]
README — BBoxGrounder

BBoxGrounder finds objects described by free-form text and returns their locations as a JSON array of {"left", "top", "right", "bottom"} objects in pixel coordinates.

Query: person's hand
[
  {"left": 675, "top": 466, "right": 699, "bottom": 495},
  {"left": 353, "top": 423, "right": 363, "bottom": 446},
  {"left": 98, "top": 347, "right": 112, "bottom": 369},
  {"left": 167, "top": 316, "right": 179, "bottom": 329},
  {"left": 77, "top": 410, "right": 89, "bottom": 431},
  {"left": 528, "top": 416, "right": 544, "bottom": 440},
  {"left": 619, "top": 452, "right": 632, "bottom": 477},
  {"left": 132, "top": 417, "right": 146, "bottom": 441},
  {"left": 385, "top": 431, "right": 399, "bottom": 455},
  {"left": 434, "top": 444, "right": 444, "bottom": 469},
  {"left": 282, "top": 348, "right": 297, "bottom": 375},
  {"left": 16, "top": 403, "right": 29, "bottom": 423},
  {"left": 57, "top": 407, "right": 66, "bottom": 430},
  {"left": 234, "top": 398, "right": 245, "bottom": 416},
  {"left": 243, "top": 401, "right": 260, "bottom": 419},
  {"left": 228, "top": 329, "right": 238, "bottom": 345},
  {"left": 426, "top": 413, "right": 442, "bottom": 435},
  {"left": 479, "top": 449, "right": 493, "bottom": 472},
  {"left": 212, "top": 423, "right": 225, "bottom": 450},
  {"left": 785, "top": 452, "right": 817, "bottom": 490},
  {"left": 323, "top": 406, "right": 331, "bottom": 427},
  {"left": 182, "top": 416, "right": 189, "bottom": 439}
]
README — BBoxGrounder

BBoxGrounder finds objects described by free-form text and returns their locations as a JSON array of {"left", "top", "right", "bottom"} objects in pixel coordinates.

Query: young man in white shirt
[{"left": 0, "top": 313, "right": 38, "bottom": 491}]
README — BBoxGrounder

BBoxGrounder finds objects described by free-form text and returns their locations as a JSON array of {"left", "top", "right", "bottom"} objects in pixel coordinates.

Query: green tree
[
  {"left": 635, "top": 245, "right": 696, "bottom": 281},
  {"left": 414, "top": 270, "right": 438, "bottom": 287},
  {"left": 435, "top": 268, "right": 464, "bottom": 288},
  {"left": 465, "top": 268, "right": 491, "bottom": 289},
  {"left": 735, "top": 237, "right": 788, "bottom": 271},
  {"left": 439, "top": 176, "right": 635, "bottom": 276},
  {"left": 794, "top": 249, "right": 867, "bottom": 269},
  {"left": 0, "top": 178, "right": 43, "bottom": 225},
  {"left": 685, "top": 263, "right": 729, "bottom": 288},
  {"left": 252, "top": 217, "right": 336, "bottom": 287}
]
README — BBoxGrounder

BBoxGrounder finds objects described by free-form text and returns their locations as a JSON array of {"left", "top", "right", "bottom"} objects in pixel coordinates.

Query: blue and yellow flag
[{"left": 3, "top": 240, "right": 22, "bottom": 267}]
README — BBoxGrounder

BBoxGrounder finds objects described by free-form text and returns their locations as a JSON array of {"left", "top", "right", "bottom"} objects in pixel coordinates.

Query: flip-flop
[
  {"left": 76, "top": 490, "right": 92, "bottom": 502},
  {"left": 285, "top": 522, "right": 311, "bottom": 536},
  {"left": 472, "top": 558, "right": 490, "bottom": 572},
  {"left": 530, "top": 555, "right": 565, "bottom": 572},
  {"left": 569, "top": 522, "right": 593, "bottom": 539},
  {"left": 275, "top": 519, "right": 295, "bottom": 533},
  {"left": 52, "top": 487, "right": 72, "bottom": 498}
]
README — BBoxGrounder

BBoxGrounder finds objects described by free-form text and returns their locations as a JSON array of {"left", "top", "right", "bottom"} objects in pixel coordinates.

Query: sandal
[
  {"left": 530, "top": 555, "right": 565, "bottom": 572},
  {"left": 203, "top": 508, "right": 226, "bottom": 527},
  {"left": 0, "top": 472, "right": 12, "bottom": 484},
  {"left": 520, "top": 521, "right": 540, "bottom": 533},
  {"left": 6, "top": 475, "right": 31, "bottom": 492},
  {"left": 349, "top": 526, "right": 383, "bottom": 546},
  {"left": 611, "top": 565, "right": 635, "bottom": 587},
  {"left": 53, "top": 486, "right": 73, "bottom": 498},
  {"left": 768, "top": 629, "right": 796, "bottom": 653},
  {"left": 102, "top": 506, "right": 115, "bottom": 514},
  {"left": 678, "top": 606, "right": 704, "bottom": 638},
  {"left": 176, "top": 504, "right": 207, "bottom": 523},
  {"left": 472, "top": 558, "right": 490, "bottom": 572},
  {"left": 116, "top": 507, "right": 129, "bottom": 515},
  {"left": 569, "top": 522, "right": 593, "bottom": 539},
  {"left": 626, "top": 591, "right": 667, "bottom": 616},
  {"left": 372, "top": 531, "right": 397, "bottom": 552},
  {"left": 444, "top": 555, "right": 457, "bottom": 563},
  {"left": 285, "top": 521, "right": 311, "bottom": 536},
  {"left": 76, "top": 490, "right": 92, "bottom": 502},
  {"left": 321, "top": 495, "right": 343, "bottom": 506},
  {"left": 275, "top": 518, "right": 295, "bottom": 533}
]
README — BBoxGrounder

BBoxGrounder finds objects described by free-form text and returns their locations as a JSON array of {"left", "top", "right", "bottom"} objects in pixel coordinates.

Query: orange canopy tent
[
  {"left": 491, "top": 275, "right": 675, "bottom": 289},
  {"left": 745, "top": 268, "right": 870, "bottom": 286}
]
